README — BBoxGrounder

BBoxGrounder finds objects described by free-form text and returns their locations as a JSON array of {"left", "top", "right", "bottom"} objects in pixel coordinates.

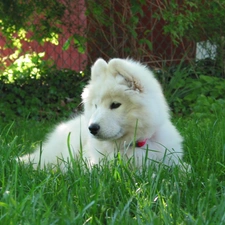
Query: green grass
[{"left": 0, "top": 116, "right": 225, "bottom": 225}]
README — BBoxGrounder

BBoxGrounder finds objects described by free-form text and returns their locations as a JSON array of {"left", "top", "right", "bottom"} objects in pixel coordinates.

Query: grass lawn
[{"left": 0, "top": 115, "right": 225, "bottom": 224}]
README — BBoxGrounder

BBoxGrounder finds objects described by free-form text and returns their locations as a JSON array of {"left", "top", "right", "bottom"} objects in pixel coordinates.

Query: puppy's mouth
[{"left": 91, "top": 129, "right": 124, "bottom": 141}]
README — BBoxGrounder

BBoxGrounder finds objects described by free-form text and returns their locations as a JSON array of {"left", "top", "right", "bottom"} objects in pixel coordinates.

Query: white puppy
[{"left": 20, "top": 58, "right": 183, "bottom": 169}]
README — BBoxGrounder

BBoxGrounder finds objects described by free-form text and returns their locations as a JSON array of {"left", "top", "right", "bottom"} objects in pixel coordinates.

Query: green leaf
[
  {"left": 62, "top": 37, "right": 72, "bottom": 51},
  {"left": 139, "top": 39, "right": 152, "bottom": 51},
  {"left": 73, "top": 35, "right": 86, "bottom": 54}
]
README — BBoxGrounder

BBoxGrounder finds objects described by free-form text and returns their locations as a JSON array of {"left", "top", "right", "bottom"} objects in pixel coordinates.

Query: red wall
[
  {"left": 0, "top": 0, "right": 87, "bottom": 72},
  {"left": 0, "top": 1, "right": 196, "bottom": 71},
  {"left": 141, "top": 4, "right": 195, "bottom": 67}
]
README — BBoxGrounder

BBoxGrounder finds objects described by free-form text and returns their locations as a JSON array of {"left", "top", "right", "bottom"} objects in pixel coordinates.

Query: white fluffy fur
[{"left": 20, "top": 58, "right": 183, "bottom": 169}]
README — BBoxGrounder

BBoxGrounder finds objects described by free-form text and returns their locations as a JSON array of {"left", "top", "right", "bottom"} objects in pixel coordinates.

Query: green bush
[
  {"left": 157, "top": 63, "right": 225, "bottom": 119},
  {"left": 0, "top": 66, "right": 87, "bottom": 121}
]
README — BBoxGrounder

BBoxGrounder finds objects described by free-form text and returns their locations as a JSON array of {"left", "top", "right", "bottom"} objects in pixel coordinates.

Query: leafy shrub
[
  {"left": 157, "top": 62, "right": 225, "bottom": 119},
  {"left": 193, "top": 96, "right": 225, "bottom": 119},
  {"left": 0, "top": 65, "right": 87, "bottom": 121}
]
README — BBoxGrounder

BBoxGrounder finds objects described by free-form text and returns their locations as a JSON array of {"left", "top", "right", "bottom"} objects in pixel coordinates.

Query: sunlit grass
[{"left": 0, "top": 115, "right": 225, "bottom": 224}]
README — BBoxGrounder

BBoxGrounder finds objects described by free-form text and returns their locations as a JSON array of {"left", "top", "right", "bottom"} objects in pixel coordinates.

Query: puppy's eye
[{"left": 110, "top": 102, "right": 121, "bottom": 109}]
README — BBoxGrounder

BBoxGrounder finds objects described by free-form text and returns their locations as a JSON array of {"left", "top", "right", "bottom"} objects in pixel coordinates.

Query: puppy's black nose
[{"left": 88, "top": 123, "right": 100, "bottom": 135}]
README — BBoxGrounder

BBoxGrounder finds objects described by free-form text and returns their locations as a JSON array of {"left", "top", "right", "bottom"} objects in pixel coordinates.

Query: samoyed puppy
[{"left": 20, "top": 58, "right": 183, "bottom": 169}]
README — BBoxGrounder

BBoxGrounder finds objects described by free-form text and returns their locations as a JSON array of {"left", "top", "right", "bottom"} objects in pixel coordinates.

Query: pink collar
[{"left": 136, "top": 139, "right": 147, "bottom": 147}]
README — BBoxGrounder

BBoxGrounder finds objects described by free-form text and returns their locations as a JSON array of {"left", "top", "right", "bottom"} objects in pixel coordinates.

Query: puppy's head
[{"left": 82, "top": 58, "right": 169, "bottom": 142}]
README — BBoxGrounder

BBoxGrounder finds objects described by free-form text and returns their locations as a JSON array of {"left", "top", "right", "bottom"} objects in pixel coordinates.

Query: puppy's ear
[
  {"left": 108, "top": 58, "right": 144, "bottom": 93},
  {"left": 91, "top": 58, "right": 108, "bottom": 80},
  {"left": 116, "top": 73, "right": 143, "bottom": 93}
]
